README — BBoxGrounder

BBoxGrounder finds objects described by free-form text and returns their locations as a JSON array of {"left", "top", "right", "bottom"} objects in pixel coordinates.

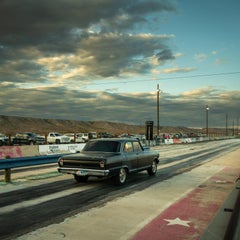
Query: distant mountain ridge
[{"left": 0, "top": 115, "right": 202, "bottom": 136}]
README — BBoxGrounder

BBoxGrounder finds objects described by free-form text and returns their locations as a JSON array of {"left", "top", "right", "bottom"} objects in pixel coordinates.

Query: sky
[{"left": 0, "top": 0, "right": 239, "bottom": 130}]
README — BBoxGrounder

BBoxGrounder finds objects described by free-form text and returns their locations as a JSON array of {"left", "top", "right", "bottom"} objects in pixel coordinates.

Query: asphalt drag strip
[{"left": 15, "top": 148, "right": 240, "bottom": 240}]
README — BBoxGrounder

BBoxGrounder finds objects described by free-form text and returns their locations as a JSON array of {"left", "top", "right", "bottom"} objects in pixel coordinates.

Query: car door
[
  {"left": 132, "top": 141, "right": 149, "bottom": 169},
  {"left": 123, "top": 141, "right": 138, "bottom": 171}
]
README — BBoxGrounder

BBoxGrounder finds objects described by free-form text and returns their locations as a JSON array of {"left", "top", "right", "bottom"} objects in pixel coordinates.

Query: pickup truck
[
  {"left": 76, "top": 133, "right": 89, "bottom": 142},
  {"left": 47, "top": 132, "right": 71, "bottom": 144},
  {"left": 0, "top": 133, "right": 8, "bottom": 146},
  {"left": 65, "top": 133, "right": 85, "bottom": 143},
  {"left": 58, "top": 138, "right": 159, "bottom": 185},
  {"left": 12, "top": 132, "right": 45, "bottom": 145}
]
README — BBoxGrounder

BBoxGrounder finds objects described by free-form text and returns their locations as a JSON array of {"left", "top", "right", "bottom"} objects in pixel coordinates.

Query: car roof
[{"left": 89, "top": 138, "right": 139, "bottom": 143}]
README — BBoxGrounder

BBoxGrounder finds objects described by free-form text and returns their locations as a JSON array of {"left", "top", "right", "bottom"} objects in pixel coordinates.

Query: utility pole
[
  {"left": 237, "top": 117, "right": 239, "bottom": 136},
  {"left": 206, "top": 105, "right": 209, "bottom": 137},
  {"left": 157, "top": 84, "right": 160, "bottom": 136}
]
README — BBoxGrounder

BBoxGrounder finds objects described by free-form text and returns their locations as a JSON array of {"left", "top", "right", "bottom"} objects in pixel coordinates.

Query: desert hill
[{"left": 0, "top": 115, "right": 203, "bottom": 136}]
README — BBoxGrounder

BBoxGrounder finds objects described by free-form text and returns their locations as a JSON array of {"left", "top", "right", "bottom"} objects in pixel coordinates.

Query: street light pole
[
  {"left": 237, "top": 117, "right": 239, "bottom": 136},
  {"left": 206, "top": 105, "right": 209, "bottom": 137},
  {"left": 157, "top": 84, "right": 160, "bottom": 136},
  {"left": 233, "top": 120, "right": 235, "bottom": 136},
  {"left": 225, "top": 114, "right": 228, "bottom": 136}
]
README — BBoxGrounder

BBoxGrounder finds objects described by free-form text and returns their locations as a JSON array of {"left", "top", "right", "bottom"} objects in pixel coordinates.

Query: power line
[{"left": 92, "top": 71, "right": 240, "bottom": 86}]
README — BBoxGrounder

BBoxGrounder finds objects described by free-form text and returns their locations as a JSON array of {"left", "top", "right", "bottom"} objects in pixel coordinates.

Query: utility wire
[{"left": 92, "top": 71, "right": 240, "bottom": 85}]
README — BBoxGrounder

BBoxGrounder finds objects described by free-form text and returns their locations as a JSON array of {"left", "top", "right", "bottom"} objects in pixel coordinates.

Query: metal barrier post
[
  {"left": 4, "top": 168, "right": 11, "bottom": 182},
  {"left": 4, "top": 156, "right": 11, "bottom": 182}
]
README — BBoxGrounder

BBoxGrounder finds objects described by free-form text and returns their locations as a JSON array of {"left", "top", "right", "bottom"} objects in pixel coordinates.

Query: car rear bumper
[{"left": 58, "top": 167, "right": 110, "bottom": 177}]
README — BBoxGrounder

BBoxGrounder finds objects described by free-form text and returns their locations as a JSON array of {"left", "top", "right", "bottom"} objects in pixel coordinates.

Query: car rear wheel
[
  {"left": 74, "top": 174, "right": 89, "bottom": 183},
  {"left": 113, "top": 168, "right": 127, "bottom": 186},
  {"left": 147, "top": 160, "right": 158, "bottom": 176}
]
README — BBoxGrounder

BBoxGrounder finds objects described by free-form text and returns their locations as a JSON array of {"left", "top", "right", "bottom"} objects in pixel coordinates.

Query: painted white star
[{"left": 164, "top": 217, "right": 191, "bottom": 227}]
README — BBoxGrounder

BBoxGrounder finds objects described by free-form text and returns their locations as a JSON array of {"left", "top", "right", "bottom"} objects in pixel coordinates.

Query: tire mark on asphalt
[{"left": 0, "top": 141, "right": 238, "bottom": 240}]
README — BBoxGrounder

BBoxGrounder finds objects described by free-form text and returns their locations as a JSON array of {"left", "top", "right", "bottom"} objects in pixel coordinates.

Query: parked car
[
  {"left": 47, "top": 132, "right": 71, "bottom": 144},
  {"left": 98, "top": 132, "right": 114, "bottom": 138},
  {"left": 88, "top": 131, "right": 97, "bottom": 140},
  {"left": 0, "top": 133, "right": 8, "bottom": 146},
  {"left": 77, "top": 133, "right": 89, "bottom": 142},
  {"left": 58, "top": 138, "right": 159, "bottom": 185},
  {"left": 12, "top": 132, "right": 45, "bottom": 145},
  {"left": 65, "top": 133, "right": 85, "bottom": 143}
]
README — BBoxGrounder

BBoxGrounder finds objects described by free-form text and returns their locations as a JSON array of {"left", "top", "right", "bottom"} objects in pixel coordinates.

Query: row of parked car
[
  {"left": 0, "top": 131, "right": 98, "bottom": 146},
  {"left": 0, "top": 131, "right": 148, "bottom": 146}
]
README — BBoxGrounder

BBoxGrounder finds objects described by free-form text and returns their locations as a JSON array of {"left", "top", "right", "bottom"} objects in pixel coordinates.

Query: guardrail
[
  {"left": 0, "top": 154, "right": 64, "bottom": 182},
  {"left": 144, "top": 136, "right": 236, "bottom": 146}
]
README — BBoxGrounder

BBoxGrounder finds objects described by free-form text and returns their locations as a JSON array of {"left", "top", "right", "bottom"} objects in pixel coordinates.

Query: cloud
[
  {"left": 182, "top": 86, "right": 213, "bottom": 98},
  {"left": 0, "top": 82, "right": 239, "bottom": 128},
  {"left": 0, "top": 32, "right": 176, "bottom": 84},
  {"left": 214, "top": 57, "right": 227, "bottom": 65},
  {"left": 0, "top": 0, "right": 177, "bottom": 86},
  {"left": 0, "top": 1, "right": 238, "bottom": 129},
  {"left": 194, "top": 53, "right": 207, "bottom": 62},
  {"left": 159, "top": 67, "right": 197, "bottom": 74},
  {"left": 0, "top": 0, "right": 176, "bottom": 40}
]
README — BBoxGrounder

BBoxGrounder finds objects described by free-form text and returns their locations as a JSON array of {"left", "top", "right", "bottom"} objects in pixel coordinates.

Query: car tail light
[
  {"left": 58, "top": 159, "right": 64, "bottom": 166},
  {"left": 99, "top": 160, "right": 105, "bottom": 168}
]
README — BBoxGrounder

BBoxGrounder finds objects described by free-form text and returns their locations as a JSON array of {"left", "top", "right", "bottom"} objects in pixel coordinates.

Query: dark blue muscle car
[{"left": 58, "top": 138, "right": 160, "bottom": 185}]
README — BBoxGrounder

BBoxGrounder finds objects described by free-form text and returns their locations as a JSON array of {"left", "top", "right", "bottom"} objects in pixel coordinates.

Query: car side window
[
  {"left": 133, "top": 141, "right": 142, "bottom": 152},
  {"left": 124, "top": 142, "right": 133, "bottom": 153}
]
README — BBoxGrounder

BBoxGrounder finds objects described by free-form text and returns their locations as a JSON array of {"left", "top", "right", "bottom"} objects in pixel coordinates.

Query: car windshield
[
  {"left": 28, "top": 133, "right": 36, "bottom": 137},
  {"left": 83, "top": 140, "right": 121, "bottom": 152}
]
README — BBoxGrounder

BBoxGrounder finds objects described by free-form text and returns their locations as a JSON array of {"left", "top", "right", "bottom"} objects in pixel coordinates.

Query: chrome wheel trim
[{"left": 119, "top": 168, "right": 127, "bottom": 183}]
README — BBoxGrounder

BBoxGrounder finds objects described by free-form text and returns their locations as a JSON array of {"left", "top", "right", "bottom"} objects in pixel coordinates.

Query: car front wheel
[
  {"left": 113, "top": 168, "right": 127, "bottom": 186},
  {"left": 147, "top": 160, "right": 158, "bottom": 176}
]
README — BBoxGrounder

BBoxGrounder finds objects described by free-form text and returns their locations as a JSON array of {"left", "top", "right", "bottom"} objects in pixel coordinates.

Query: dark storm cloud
[
  {"left": 0, "top": 83, "right": 239, "bottom": 128},
  {"left": 156, "top": 49, "right": 175, "bottom": 62},
  {"left": 2, "top": 1, "right": 238, "bottom": 128},
  {"left": 0, "top": 0, "right": 176, "bottom": 83},
  {"left": 76, "top": 33, "right": 174, "bottom": 77},
  {"left": 0, "top": 84, "right": 156, "bottom": 122},
  {"left": 0, "top": 0, "right": 176, "bottom": 44}
]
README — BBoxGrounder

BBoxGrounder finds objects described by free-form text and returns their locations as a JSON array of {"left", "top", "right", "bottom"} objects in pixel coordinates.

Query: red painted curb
[{"left": 132, "top": 167, "right": 240, "bottom": 240}]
